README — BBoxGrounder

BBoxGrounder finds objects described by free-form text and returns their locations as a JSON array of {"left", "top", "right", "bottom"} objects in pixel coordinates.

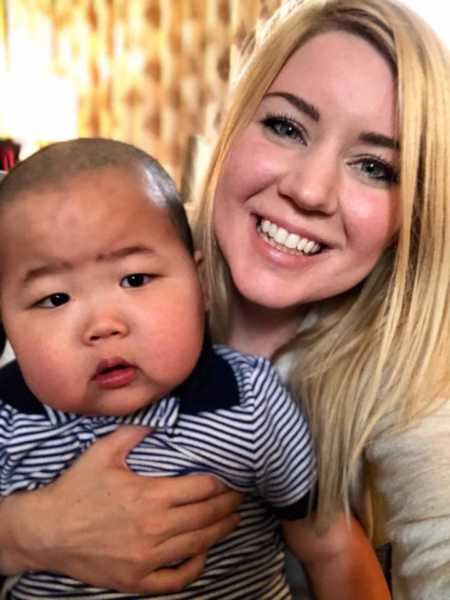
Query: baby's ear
[{"left": 194, "top": 250, "right": 209, "bottom": 311}]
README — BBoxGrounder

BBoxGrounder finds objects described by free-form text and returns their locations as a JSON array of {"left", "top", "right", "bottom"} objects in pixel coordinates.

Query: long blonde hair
[{"left": 192, "top": 0, "right": 450, "bottom": 527}]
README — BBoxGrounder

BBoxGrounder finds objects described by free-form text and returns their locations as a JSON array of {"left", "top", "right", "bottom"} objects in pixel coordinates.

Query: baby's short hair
[{"left": 0, "top": 138, "right": 194, "bottom": 253}]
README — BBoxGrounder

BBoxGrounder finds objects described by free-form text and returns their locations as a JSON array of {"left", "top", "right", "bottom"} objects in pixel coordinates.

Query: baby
[{"left": 0, "top": 138, "right": 388, "bottom": 599}]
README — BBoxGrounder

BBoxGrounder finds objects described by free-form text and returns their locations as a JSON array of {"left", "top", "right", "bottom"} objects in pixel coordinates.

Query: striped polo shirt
[{"left": 0, "top": 341, "right": 316, "bottom": 599}]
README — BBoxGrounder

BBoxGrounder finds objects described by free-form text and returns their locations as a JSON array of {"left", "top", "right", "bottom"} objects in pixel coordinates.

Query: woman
[
  {"left": 192, "top": 0, "right": 450, "bottom": 597},
  {"left": 1, "top": 0, "right": 449, "bottom": 598}
]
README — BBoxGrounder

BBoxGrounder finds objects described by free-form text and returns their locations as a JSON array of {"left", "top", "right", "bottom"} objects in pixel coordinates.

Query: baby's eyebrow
[
  {"left": 22, "top": 246, "right": 156, "bottom": 286},
  {"left": 97, "top": 245, "right": 156, "bottom": 261},
  {"left": 22, "top": 262, "right": 71, "bottom": 285}
]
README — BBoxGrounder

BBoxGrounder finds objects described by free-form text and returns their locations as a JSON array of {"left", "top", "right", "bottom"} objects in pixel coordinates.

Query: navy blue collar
[{"left": 0, "top": 335, "right": 239, "bottom": 417}]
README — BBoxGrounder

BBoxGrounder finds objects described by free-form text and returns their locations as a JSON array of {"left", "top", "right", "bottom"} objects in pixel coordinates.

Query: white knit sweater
[{"left": 359, "top": 400, "right": 450, "bottom": 599}]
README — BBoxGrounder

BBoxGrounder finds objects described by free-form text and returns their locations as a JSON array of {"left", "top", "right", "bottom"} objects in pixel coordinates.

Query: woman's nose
[
  {"left": 83, "top": 313, "right": 129, "bottom": 345},
  {"left": 277, "top": 150, "right": 339, "bottom": 214}
]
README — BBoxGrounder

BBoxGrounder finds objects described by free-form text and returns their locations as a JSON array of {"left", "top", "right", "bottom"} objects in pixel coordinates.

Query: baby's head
[{"left": 0, "top": 138, "right": 205, "bottom": 416}]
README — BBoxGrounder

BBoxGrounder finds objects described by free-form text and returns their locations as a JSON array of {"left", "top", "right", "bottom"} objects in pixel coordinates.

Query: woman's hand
[{"left": 0, "top": 426, "right": 242, "bottom": 594}]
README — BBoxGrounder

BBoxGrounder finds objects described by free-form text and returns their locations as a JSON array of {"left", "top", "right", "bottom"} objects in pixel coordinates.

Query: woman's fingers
[
  {"left": 153, "top": 513, "right": 241, "bottom": 567},
  {"left": 140, "top": 472, "right": 232, "bottom": 506},
  {"left": 124, "top": 483, "right": 242, "bottom": 558},
  {"left": 80, "top": 428, "right": 234, "bottom": 508},
  {"left": 125, "top": 508, "right": 242, "bottom": 595},
  {"left": 80, "top": 425, "right": 152, "bottom": 468},
  {"left": 167, "top": 489, "right": 242, "bottom": 535},
  {"left": 133, "top": 555, "right": 207, "bottom": 595}
]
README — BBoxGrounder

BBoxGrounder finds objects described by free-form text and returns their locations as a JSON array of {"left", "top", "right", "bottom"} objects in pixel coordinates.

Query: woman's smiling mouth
[{"left": 257, "top": 218, "right": 323, "bottom": 255}]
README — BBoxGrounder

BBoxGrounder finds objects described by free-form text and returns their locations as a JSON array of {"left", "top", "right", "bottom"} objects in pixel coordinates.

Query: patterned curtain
[{"left": 0, "top": 0, "right": 283, "bottom": 183}]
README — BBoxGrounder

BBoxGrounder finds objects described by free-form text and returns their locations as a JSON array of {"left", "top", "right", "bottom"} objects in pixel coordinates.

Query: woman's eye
[
  {"left": 261, "top": 115, "right": 306, "bottom": 144},
  {"left": 351, "top": 157, "right": 399, "bottom": 185},
  {"left": 36, "top": 293, "right": 70, "bottom": 309},
  {"left": 120, "top": 273, "right": 152, "bottom": 288}
]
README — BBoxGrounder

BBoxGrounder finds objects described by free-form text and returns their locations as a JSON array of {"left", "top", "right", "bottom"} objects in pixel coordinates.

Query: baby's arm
[{"left": 282, "top": 511, "right": 390, "bottom": 599}]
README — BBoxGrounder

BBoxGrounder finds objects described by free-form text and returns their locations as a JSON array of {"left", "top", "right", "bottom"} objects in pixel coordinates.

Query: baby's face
[{"left": 0, "top": 167, "right": 205, "bottom": 416}]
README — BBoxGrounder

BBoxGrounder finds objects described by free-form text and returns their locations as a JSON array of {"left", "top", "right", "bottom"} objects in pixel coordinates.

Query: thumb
[{"left": 90, "top": 425, "right": 152, "bottom": 468}]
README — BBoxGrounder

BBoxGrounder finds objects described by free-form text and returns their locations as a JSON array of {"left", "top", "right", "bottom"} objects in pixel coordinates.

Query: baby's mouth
[
  {"left": 94, "top": 358, "right": 133, "bottom": 377},
  {"left": 92, "top": 357, "right": 138, "bottom": 390},
  {"left": 256, "top": 218, "right": 323, "bottom": 256}
]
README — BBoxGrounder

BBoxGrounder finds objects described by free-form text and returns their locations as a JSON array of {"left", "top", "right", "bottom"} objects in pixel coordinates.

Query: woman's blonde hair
[{"left": 192, "top": 0, "right": 450, "bottom": 529}]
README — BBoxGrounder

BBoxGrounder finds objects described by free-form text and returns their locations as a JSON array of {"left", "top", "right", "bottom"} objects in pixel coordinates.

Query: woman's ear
[{"left": 194, "top": 250, "right": 210, "bottom": 311}]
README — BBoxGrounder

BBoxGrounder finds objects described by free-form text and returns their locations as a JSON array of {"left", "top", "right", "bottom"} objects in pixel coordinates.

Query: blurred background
[
  {"left": 0, "top": 0, "right": 285, "bottom": 184},
  {"left": 0, "top": 0, "right": 448, "bottom": 185}
]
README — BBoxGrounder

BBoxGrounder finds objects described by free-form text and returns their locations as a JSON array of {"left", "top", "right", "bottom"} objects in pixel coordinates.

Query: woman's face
[{"left": 213, "top": 31, "right": 401, "bottom": 311}]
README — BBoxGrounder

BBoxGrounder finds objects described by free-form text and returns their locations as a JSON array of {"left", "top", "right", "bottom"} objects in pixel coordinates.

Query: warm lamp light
[{"left": 0, "top": 71, "right": 78, "bottom": 158}]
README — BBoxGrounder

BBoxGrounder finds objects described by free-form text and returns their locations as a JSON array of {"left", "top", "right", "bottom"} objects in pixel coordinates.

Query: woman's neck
[{"left": 227, "top": 293, "right": 302, "bottom": 359}]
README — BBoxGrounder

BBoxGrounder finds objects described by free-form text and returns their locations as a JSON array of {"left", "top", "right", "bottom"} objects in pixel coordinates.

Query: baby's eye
[
  {"left": 350, "top": 156, "right": 399, "bottom": 185},
  {"left": 120, "top": 273, "right": 152, "bottom": 288},
  {"left": 261, "top": 115, "right": 306, "bottom": 144},
  {"left": 36, "top": 293, "right": 70, "bottom": 309}
]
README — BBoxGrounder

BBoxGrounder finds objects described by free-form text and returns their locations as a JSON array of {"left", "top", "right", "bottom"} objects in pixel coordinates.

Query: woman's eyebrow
[
  {"left": 264, "top": 91, "right": 320, "bottom": 121},
  {"left": 359, "top": 131, "right": 400, "bottom": 150},
  {"left": 264, "top": 92, "right": 399, "bottom": 150}
]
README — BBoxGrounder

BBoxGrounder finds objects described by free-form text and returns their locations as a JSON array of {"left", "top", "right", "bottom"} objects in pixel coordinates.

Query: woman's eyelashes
[
  {"left": 260, "top": 111, "right": 399, "bottom": 187},
  {"left": 260, "top": 113, "right": 307, "bottom": 145},
  {"left": 349, "top": 155, "right": 399, "bottom": 186}
]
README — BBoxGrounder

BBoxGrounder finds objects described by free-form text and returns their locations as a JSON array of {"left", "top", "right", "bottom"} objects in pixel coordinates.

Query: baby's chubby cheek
[{"left": 12, "top": 337, "right": 68, "bottom": 398}]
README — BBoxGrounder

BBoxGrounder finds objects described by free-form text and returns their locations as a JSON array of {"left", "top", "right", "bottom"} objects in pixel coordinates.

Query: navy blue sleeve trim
[
  {"left": 268, "top": 487, "right": 318, "bottom": 521},
  {"left": 0, "top": 360, "right": 45, "bottom": 415},
  {"left": 0, "top": 324, "right": 6, "bottom": 356}
]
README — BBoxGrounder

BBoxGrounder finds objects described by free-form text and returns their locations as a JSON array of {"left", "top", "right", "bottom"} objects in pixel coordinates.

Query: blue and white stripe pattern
[{"left": 0, "top": 343, "right": 316, "bottom": 599}]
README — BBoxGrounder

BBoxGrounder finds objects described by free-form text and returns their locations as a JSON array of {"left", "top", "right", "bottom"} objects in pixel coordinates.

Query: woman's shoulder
[
  {"left": 364, "top": 399, "right": 450, "bottom": 598},
  {"left": 364, "top": 398, "right": 450, "bottom": 527},
  {"left": 363, "top": 400, "right": 450, "bottom": 504},
  {"left": 367, "top": 397, "right": 450, "bottom": 462}
]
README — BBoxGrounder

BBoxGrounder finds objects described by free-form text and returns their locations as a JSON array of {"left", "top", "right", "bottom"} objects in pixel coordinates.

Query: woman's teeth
[{"left": 258, "top": 219, "right": 322, "bottom": 255}]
